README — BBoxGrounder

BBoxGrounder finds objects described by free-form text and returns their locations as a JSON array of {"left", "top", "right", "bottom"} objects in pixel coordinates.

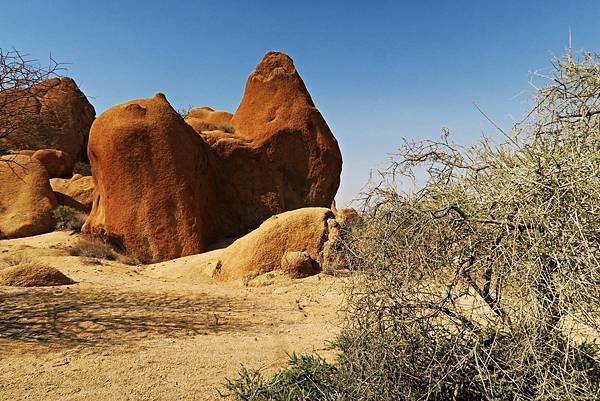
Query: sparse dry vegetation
[
  {"left": 0, "top": 48, "right": 62, "bottom": 154},
  {"left": 117, "top": 253, "right": 141, "bottom": 266},
  {"left": 177, "top": 104, "right": 194, "bottom": 119},
  {"left": 225, "top": 51, "right": 600, "bottom": 400},
  {"left": 53, "top": 205, "right": 87, "bottom": 232},
  {"left": 68, "top": 238, "right": 117, "bottom": 261},
  {"left": 0, "top": 253, "right": 30, "bottom": 268},
  {"left": 66, "top": 237, "right": 141, "bottom": 266}
]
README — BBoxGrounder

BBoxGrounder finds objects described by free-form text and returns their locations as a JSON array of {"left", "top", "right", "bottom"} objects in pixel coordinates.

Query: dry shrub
[
  {"left": 0, "top": 253, "right": 29, "bottom": 268},
  {"left": 177, "top": 104, "right": 193, "bottom": 119},
  {"left": 225, "top": 51, "right": 600, "bottom": 401},
  {"left": 335, "top": 50, "right": 600, "bottom": 400},
  {"left": 117, "top": 253, "right": 140, "bottom": 266},
  {"left": 67, "top": 238, "right": 140, "bottom": 265},
  {"left": 68, "top": 238, "right": 117, "bottom": 260},
  {"left": 0, "top": 48, "right": 62, "bottom": 149}
]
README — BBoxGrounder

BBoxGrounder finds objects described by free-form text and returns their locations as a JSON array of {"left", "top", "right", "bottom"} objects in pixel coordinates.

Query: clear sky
[{"left": 3, "top": 1, "right": 600, "bottom": 205}]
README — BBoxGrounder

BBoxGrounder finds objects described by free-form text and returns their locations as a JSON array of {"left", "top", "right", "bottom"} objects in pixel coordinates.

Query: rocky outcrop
[
  {"left": 190, "top": 51, "right": 342, "bottom": 239},
  {"left": 82, "top": 93, "right": 215, "bottom": 263},
  {"left": 0, "top": 155, "right": 57, "bottom": 238},
  {"left": 50, "top": 174, "right": 95, "bottom": 212},
  {"left": 214, "top": 208, "right": 335, "bottom": 281},
  {"left": 84, "top": 52, "right": 342, "bottom": 263},
  {"left": 0, "top": 77, "right": 95, "bottom": 162}
]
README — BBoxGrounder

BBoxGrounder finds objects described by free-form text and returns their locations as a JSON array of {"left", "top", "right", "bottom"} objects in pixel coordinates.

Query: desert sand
[{"left": 0, "top": 231, "right": 345, "bottom": 400}]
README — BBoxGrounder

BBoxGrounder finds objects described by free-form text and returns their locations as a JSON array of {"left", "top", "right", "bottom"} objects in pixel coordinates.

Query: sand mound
[{"left": 0, "top": 263, "right": 76, "bottom": 287}]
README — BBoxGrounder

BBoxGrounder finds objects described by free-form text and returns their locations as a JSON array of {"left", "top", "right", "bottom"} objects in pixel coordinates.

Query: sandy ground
[{"left": 0, "top": 232, "right": 346, "bottom": 401}]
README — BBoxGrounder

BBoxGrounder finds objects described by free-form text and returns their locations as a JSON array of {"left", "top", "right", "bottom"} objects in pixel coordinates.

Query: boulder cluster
[
  {"left": 0, "top": 77, "right": 95, "bottom": 162},
  {"left": 0, "top": 51, "right": 348, "bottom": 280},
  {"left": 0, "top": 76, "right": 96, "bottom": 238}
]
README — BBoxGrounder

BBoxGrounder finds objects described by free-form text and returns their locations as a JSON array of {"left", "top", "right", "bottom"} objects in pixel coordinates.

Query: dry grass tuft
[
  {"left": 117, "top": 253, "right": 141, "bottom": 266},
  {"left": 68, "top": 238, "right": 117, "bottom": 260},
  {"left": 67, "top": 238, "right": 141, "bottom": 266},
  {"left": 0, "top": 253, "right": 30, "bottom": 268}
]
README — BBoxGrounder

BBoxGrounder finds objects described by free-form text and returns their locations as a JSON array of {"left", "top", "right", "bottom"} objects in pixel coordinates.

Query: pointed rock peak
[
  {"left": 252, "top": 51, "right": 297, "bottom": 82},
  {"left": 153, "top": 92, "right": 168, "bottom": 101}
]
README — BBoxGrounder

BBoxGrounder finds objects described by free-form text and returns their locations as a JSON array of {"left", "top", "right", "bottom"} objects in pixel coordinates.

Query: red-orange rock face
[
  {"left": 82, "top": 93, "right": 215, "bottom": 263},
  {"left": 191, "top": 51, "right": 343, "bottom": 238},
  {"left": 84, "top": 52, "right": 342, "bottom": 262},
  {"left": 232, "top": 52, "right": 341, "bottom": 209}
]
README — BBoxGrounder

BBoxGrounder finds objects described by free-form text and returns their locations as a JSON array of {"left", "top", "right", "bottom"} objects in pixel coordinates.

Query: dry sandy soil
[{"left": 0, "top": 232, "right": 346, "bottom": 401}]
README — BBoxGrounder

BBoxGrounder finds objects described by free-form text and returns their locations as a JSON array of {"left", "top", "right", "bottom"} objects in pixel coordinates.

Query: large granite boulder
[
  {"left": 190, "top": 51, "right": 343, "bottom": 239},
  {"left": 84, "top": 52, "right": 342, "bottom": 263},
  {"left": 0, "top": 77, "right": 95, "bottom": 162},
  {"left": 82, "top": 93, "right": 215, "bottom": 263}
]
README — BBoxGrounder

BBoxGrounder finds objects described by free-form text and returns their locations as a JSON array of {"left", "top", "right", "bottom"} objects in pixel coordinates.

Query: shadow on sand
[{"left": 0, "top": 287, "right": 259, "bottom": 348}]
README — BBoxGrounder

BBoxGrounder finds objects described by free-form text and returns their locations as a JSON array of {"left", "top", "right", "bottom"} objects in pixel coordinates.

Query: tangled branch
[
  {"left": 339, "top": 50, "right": 600, "bottom": 400},
  {"left": 0, "top": 48, "right": 64, "bottom": 154}
]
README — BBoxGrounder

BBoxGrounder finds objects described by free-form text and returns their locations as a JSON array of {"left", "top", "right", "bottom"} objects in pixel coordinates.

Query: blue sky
[{"left": 3, "top": 1, "right": 600, "bottom": 205}]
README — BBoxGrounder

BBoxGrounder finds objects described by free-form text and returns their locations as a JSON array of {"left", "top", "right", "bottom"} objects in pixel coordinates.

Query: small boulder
[
  {"left": 280, "top": 251, "right": 319, "bottom": 278},
  {"left": 185, "top": 107, "right": 234, "bottom": 133},
  {"left": 27, "top": 149, "right": 74, "bottom": 178},
  {"left": 214, "top": 207, "right": 335, "bottom": 281},
  {"left": 0, "top": 155, "right": 57, "bottom": 238},
  {"left": 50, "top": 174, "right": 95, "bottom": 212},
  {"left": 320, "top": 208, "right": 358, "bottom": 272}
]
